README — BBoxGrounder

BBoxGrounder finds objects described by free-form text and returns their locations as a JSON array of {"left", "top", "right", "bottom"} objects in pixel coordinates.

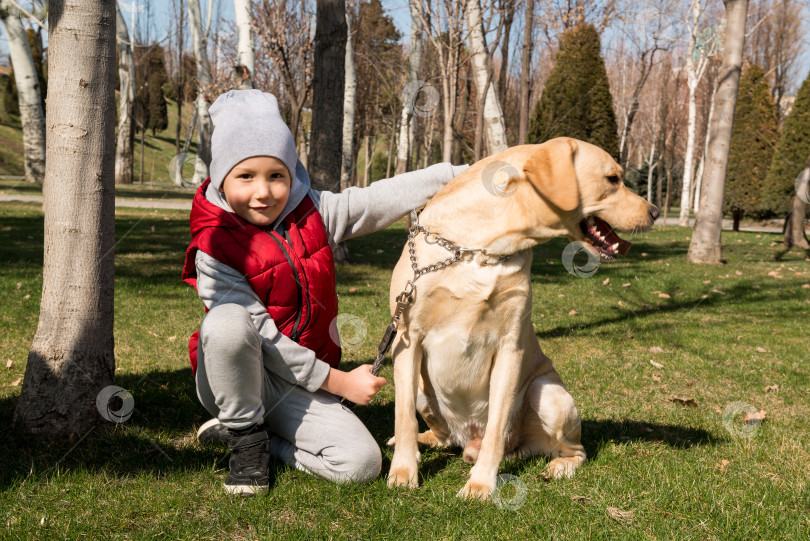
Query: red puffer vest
[{"left": 182, "top": 178, "right": 341, "bottom": 376}]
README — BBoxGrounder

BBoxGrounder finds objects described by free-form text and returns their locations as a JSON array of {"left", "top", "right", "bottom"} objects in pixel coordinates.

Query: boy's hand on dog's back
[{"left": 321, "top": 365, "right": 387, "bottom": 406}]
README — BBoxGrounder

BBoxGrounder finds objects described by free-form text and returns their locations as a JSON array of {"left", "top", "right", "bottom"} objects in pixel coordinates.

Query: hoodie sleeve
[
  {"left": 194, "top": 250, "right": 331, "bottom": 392},
  {"left": 310, "top": 162, "right": 468, "bottom": 247}
]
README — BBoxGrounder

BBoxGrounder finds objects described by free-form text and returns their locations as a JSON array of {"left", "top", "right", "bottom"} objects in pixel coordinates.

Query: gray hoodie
[{"left": 194, "top": 162, "right": 468, "bottom": 392}]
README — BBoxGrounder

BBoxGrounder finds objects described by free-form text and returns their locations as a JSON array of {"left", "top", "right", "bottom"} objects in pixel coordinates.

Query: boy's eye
[{"left": 239, "top": 173, "right": 252, "bottom": 179}]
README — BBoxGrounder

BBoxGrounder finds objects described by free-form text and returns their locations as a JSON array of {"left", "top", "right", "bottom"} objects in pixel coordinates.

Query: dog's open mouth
[{"left": 580, "top": 216, "right": 632, "bottom": 261}]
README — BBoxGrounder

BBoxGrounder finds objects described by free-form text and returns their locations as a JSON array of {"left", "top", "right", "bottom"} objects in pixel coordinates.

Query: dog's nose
[{"left": 649, "top": 206, "right": 660, "bottom": 221}]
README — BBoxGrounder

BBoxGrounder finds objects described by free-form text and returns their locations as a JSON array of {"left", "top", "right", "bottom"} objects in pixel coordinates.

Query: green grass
[{"left": 1, "top": 201, "right": 809, "bottom": 539}]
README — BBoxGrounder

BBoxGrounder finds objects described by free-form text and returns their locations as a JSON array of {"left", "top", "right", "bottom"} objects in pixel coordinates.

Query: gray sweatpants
[{"left": 194, "top": 304, "right": 382, "bottom": 484}]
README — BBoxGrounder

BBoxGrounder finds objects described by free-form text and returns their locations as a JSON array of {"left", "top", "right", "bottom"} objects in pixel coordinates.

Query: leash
[{"left": 369, "top": 211, "right": 508, "bottom": 377}]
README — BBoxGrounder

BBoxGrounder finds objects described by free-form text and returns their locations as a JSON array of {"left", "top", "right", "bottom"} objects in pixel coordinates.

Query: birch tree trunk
[
  {"left": 309, "top": 0, "right": 346, "bottom": 193},
  {"left": 466, "top": 0, "right": 508, "bottom": 156},
  {"left": 687, "top": 0, "right": 748, "bottom": 264},
  {"left": 14, "top": 0, "right": 117, "bottom": 436},
  {"left": 783, "top": 164, "right": 809, "bottom": 250},
  {"left": 496, "top": 0, "right": 514, "bottom": 110},
  {"left": 114, "top": 1, "right": 136, "bottom": 185},
  {"left": 518, "top": 0, "right": 533, "bottom": 145},
  {"left": 234, "top": 0, "right": 255, "bottom": 89},
  {"left": 0, "top": 0, "right": 46, "bottom": 184},
  {"left": 396, "top": 0, "right": 423, "bottom": 175},
  {"left": 188, "top": 0, "right": 214, "bottom": 183},
  {"left": 340, "top": 2, "right": 355, "bottom": 191},
  {"left": 679, "top": 0, "right": 709, "bottom": 227},
  {"left": 646, "top": 144, "right": 657, "bottom": 203}
]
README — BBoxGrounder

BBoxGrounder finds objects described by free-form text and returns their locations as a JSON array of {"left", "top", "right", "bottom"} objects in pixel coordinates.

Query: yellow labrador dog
[{"left": 386, "top": 137, "right": 659, "bottom": 499}]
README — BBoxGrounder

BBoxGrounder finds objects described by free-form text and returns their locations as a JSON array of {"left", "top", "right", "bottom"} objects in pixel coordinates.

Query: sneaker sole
[{"left": 224, "top": 483, "right": 269, "bottom": 496}]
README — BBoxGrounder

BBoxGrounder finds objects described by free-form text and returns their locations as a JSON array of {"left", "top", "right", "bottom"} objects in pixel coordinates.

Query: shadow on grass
[{"left": 0, "top": 362, "right": 717, "bottom": 491}]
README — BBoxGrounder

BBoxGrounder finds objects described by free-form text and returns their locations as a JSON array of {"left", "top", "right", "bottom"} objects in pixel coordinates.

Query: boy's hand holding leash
[{"left": 321, "top": 365, "right": 387, "bottom": 406}]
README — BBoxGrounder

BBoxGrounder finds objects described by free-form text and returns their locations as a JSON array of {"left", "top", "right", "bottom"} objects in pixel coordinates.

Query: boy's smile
[{"left": 220, "top": 156, "right": 292, "bottom": 227}]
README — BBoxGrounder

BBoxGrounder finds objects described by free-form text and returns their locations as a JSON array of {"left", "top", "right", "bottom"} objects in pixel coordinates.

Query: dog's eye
[{"left": 606, "top": 175, "right": 620, "bottom": 184}]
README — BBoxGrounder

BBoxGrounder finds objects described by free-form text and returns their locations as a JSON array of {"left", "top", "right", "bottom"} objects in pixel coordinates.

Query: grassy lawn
[{"left": 0, "top": 201, "right": 808, "bottom": 539}]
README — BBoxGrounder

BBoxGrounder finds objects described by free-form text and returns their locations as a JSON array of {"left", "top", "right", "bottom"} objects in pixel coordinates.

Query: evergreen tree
[
  {"left": 724, "top": 64, "right": 778, "bottom": 230},
  {"left": 134, "top": 45, "right": 169, "bottom": 136},
  {"left": 528, "top": 23, "right": 619, "bottom": 159},
  {"left": 763, "top": 69, "right": 810, "bottom": 216}
]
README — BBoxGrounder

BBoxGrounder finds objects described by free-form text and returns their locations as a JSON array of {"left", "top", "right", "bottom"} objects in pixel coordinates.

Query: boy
[{"left": 182, "top": 89, "right": 466, "bottom": 495}]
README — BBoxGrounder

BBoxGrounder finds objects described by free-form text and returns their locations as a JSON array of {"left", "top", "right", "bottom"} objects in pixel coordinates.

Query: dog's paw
[
  {"left": 544, "top": 456, "right": 584, "bottom": 479},
  {"left": 387, "top": 464, "right": 419, "bottom": 489},
  {"left": 388, "top": 430, "right": 442, "bottom": 449},
  {"left": 457, "top": 479, "right": 494, "bottom": 501}
]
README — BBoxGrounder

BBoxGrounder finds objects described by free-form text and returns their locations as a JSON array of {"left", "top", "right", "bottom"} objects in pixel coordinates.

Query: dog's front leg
[
  {"left": 458, "top": 344, "right": 523, "bottom": 500},
  {"left": 387, "top": 332, "right": 422, "bottom": 489}
]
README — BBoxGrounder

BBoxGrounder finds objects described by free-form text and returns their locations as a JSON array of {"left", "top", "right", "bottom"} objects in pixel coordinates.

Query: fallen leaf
[
  {"left": 1, "top": 226, "right": 11, "bottom": 232},
  {"left": 649, "top": 346, "right": 664, "bottom": 353},
  {"left": 802, "top": 284, "right": 809, "bottom": 289},
  {"left": 348, "top": 287, "right": 359, "bottom": 293},
  {"left": 167, "top": 335, "right": 177, "bottom": 342},
  {"left": 755, "top": 347, "right": 768, "bottom": 353},
  {"left": 23, "top": 295, "right": 30, "bottom": 300},
  {"left": 717, "top": 459, "right": 731, "bottom": 470},
  {"left": 376, "top": 249, "right": 384, "bottom": 254},
  {"left": 622, "top": 282, "right": 631, "bottom": 287},
  {"left": 735, "top": 271, "right": 742, "bottom": 276},
  {"left": 652, "top": 374, "right": 662, "bottom": 382},
  {"left": 650, "top": 360, "right": 664, "bottom": 369},
  {"left": 606, "top": 507, "right": 634, "bottom": 523},
  {"left": 617, "top": 300, "right": 624, "bottom": 307},
  {"left": 703, "top": 280, "right": 712, "bottom": 285},
  {"left": 568, "top": 309, "right": 578, "bottom": 316},
  {"left": 6, "top": 359, "right": 12, "bottom": 369},
  {"left": 16, "top": 282, "right": 21, "bottom": 290},
  {"left": 641, "top": 252, "right": 648, "bottom": 257},
  {"left": 603, "top": 278, "right": 610, "bottom": 286},
  {"left": 11, "top": 377, "right": 21, "bottom": 386},
  {"left": 744, "top": 410, "right": 766, "bottom": 423},
  {"left": 669, "top": 397, "right": 698, "bottom": 407},
  {"left": 764, "top": 385, "right": 779, "bottom": 393},
  {"left": 767, "top": 271, "right": 782, "bottom": 278},
  {"left": 658, "top": 293, "right": 671, "bottom": 299},
  {"left": 558, "top": 294, "right": 565, "bottom": 298}
]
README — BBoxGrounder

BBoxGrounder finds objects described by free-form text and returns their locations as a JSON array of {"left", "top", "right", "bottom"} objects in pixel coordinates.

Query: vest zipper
[{"left": 267, "top": 232, "right": 305, "bottom": 341}]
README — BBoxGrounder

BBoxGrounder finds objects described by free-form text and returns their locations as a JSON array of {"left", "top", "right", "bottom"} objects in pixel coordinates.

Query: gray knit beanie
[{"left": 208, "top": 89, "right": 298, "bottom": 190}]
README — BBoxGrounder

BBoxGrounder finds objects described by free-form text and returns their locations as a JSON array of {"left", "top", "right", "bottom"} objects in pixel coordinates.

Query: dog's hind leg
[{"left": 511, "top": 371, "right": 586, "bottom": 479}]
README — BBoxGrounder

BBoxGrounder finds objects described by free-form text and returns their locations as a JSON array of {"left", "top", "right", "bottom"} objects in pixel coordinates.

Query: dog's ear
[{"left": 523, "top": 138, "right": 580, "bottom": 212}]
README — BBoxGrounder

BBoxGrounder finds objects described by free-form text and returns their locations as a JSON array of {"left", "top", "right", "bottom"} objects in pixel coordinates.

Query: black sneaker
[
  {"left": 225, "top": 424, "right": 272, "bottom": 495},
  {"left": 197, "top": 418, "right": 229, "bottom": 444}
]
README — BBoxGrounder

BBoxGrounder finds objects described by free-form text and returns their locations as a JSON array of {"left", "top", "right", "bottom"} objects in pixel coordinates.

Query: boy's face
[{"left": 220, "top": 156, "right": 292, "bottom": 227}]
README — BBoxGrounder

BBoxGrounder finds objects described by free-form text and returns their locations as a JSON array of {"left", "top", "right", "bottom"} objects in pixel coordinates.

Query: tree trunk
[
  {"left": 0, "top": 0, "right": 46, "bottom": 184},
  {"left": 518, "top": 0, "right": 533, "bottom": 145},
  {"left": 396, "top": 0, "right": 423, "bottom": 175},
  {"left": 732, "top": 211, "right": 740, "bottom": 232},
  {"left": 694, "top": 79, "right": 718, "bottom": 214},
  {"left": 14, "top": 0, "right": 117, "bottom": 436},
  {"left": 114, "top": 2, "right": 136, "bottom": 185},
  {"left": 363, "top": 133, "right": 372, "bottom": 187},
  {"left": 466, "top": 0, "right": 508, "bottom": 156},
  {"left": 784, "top": 166, "right": 809, "bottom": 250},
  {"left": 687, "top": 0, "right": 748, "bottom": 264},
  {"left": 309, "top": 0, "right": 346, "bottom": 193},
  {"left": 174, "top": 0, "right": 185, "bottom": 152},
  {"left": 496, "top": 0, "right": 515, "bottom": 116},
  {"left": 645, "top": 144, "right": 656, "bottom": 203},
  {"left": 679, "top": 77, "right": 699, "bottom": 226},
  {"left": 340, "top": 2, "right": 355, "bottom": 192},
  {"left": 233, "top": 0, "right": 255, "bottom": 89},
  {"left": 188, "top": 0, "right": 214, "bottom": 183}
]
